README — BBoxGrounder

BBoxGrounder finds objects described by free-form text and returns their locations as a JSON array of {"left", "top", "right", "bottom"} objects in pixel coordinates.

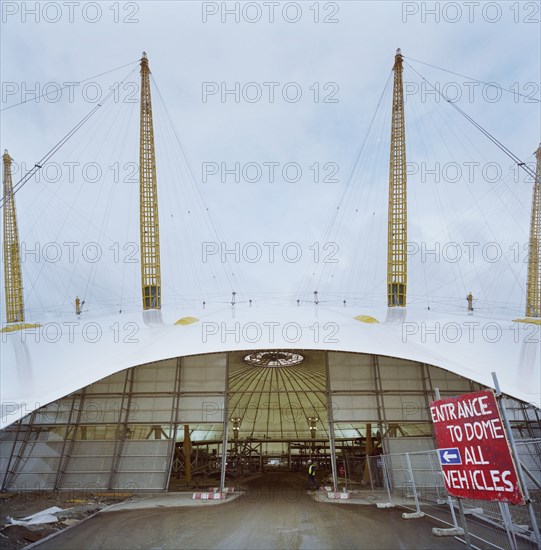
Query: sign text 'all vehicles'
[{"left": 430, "top": 390, "right": 524, "bottom": 505}]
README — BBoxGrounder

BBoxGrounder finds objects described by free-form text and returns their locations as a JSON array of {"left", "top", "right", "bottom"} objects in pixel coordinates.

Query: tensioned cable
[
  {"left": 11, "top": 70, "right": 138, "bottom": 311},
  {"left": 409, "top": 83, "right": 468, "bottom": 300},
  {"left": 151, "top": 78, "right": 237, "bottom": 299},
  {"left": 0, "top": 65, "right": 139, "bottom": 208},
  {"left": 295, "top": 71, "right": 393, "bottom": 303},
  {"left": 405, "top": 62, "right": 537, "bottom": 181},
  {"left": 342, "top": 89, "right": 390, "bottom": 300},
  {"left": 319, "top": 73, "right": 392, "bottom": 244},
  {"left": 404, "top": 63, "right": 536, "bottom": 313},
  {"left": 414, "top": 85, "right": 532, "bottom": 309},
  {"left": 21, "top": 93, "right": 137, "bottom": 309},
  {"left": 81, "top": 92, "right": 136, "bottom": 309},
  {"left": 151, "top": 74, "right": 252, "bottom": 298},
  {"left": 1, "top": 60, "right": 139, "bottom": 111},
  {"left": 149, "top": 91, "right": 209, "bottom": 302},
  {"left": 404, "top": 56, "right": 540, "bottom": 103},
  {"left": 407, "top": 94, "right": 434, "bottom": 309}
]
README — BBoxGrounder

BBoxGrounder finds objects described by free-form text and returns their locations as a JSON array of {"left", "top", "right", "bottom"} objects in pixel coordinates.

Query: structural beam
[
  {"left": 220, "top": 354, "right": 230, "bottom": 491},
  {"left": 387, "top": 49, "right": 408, "bottom": 307},
  {"left": 526, "top": 144, "right": 541, "bottom": 317},
  {"left": 139, "top": 52, "right": 162, "bottom": 310},
  {"left": 3, "top": 150, "right": 24, "bottom": 323},
  {"left": 184, "top": 425, "right": 191, "bottom": 485},
  {"left": 363, "top": 423, "right": 372, "bottom": 484},
  {"left": 325, "top": 352, "right": 338, "bottom": 490}
]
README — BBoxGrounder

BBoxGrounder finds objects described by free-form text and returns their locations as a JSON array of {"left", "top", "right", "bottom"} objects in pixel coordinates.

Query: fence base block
[
  {"left": 326, "top": 492, "right": 350, "bottom": 500},
  {"left": 376, "top": 503, "right": 395, "bottom": 509},
  {"left": 464, "top": 507, "right": 483, "bottom": 515},
  {"left": 402, "top": 511, "right": 425, "bottom": 519},
  {"left": 192, "top": 492, "right": 225, "bottom": 500},
  {"left": 432, "top": 527, "right": 464, "bottom": 537}
]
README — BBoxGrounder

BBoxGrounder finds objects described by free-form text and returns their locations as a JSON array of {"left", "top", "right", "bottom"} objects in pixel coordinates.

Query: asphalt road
[{"left": 37, "top": 473, "right": 464, "bottom": 549}]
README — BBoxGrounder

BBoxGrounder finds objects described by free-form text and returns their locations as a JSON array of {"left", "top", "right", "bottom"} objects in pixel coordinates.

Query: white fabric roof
[{"left": 1, "top": 304, "right": 539, "bottom": 429}]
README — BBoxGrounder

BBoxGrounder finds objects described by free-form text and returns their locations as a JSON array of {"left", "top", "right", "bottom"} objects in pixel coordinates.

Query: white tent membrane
[{"left": 1, "top": 303, "right": 539, "bottom": 430}]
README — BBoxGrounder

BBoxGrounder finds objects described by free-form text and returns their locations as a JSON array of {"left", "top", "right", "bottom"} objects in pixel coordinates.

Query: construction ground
[{"left": 0, "top": 472, "right": 481, "bottom": 550}]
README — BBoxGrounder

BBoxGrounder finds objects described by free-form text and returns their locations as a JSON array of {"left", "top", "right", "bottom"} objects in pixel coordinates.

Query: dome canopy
[{"left": 1, "top": 302, "right": 539, "bottom": 430}]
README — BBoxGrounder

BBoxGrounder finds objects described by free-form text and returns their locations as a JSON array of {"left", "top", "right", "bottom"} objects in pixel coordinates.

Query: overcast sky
[{"left": 1, "top": 1, "right": 540, "bottom": 322}]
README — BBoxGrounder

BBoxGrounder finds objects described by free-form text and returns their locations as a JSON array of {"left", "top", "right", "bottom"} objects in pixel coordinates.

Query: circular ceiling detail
[{"left": 242, "top": 351, "right": 305, "bottom": 368}]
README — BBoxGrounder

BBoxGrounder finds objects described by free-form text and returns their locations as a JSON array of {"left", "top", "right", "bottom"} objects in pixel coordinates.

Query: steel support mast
[
  {"left": 3, "top": 150, "right": 25, "bottom": 323},
  {"left": 387, "top": 49, "right": 408, "bottom": 307},
  {"left": 139, "top": 52, "right": 162, "bottom": 310},
  {"left": 526, "top": 144, "right": 541, "bottom": 317}
]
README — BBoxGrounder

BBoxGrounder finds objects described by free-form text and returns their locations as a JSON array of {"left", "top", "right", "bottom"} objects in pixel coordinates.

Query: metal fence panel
[{"left": 378, "top": 441, "right": 541, "bottom": 550}]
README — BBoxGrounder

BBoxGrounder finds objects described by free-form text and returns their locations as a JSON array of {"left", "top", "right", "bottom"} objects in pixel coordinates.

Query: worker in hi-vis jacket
[{"left": 306, "top": 459, "right": 320, "bottom": 491}]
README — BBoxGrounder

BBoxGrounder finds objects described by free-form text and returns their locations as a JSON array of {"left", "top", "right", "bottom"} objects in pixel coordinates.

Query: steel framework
[
  {"left": 139, "top": 52, "right": 162, "bottom": 310},
  {"left": 387, "top": 49, "right": 408, "bottom": 307},
  {"left": 2, "top": 150, "right": 24, "bottom": 323},
  {"left": 526, "top": 144, "right": 541, "bottom": 317}
]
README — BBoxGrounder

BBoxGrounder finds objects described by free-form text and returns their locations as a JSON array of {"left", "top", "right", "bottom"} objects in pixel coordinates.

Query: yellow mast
[
  {"left": 139, "top": 52, "right": 162, "bottom": 310},
  {"left": 526, "top": 144, "right": 541, "bottom": 317},
  {"left": 3, "top": 150, "right": 25, "bottom": 323},
  {"left": 387, "top": 49, "right": 408, "bottom": 307}
]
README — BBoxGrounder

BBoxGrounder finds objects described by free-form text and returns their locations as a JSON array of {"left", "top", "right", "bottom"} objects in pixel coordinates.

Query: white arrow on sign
[{"left": 443, "top": 450, "right": 458, "bottom": 462}]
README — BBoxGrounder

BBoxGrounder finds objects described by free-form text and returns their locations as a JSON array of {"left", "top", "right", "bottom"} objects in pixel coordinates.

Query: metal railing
[{"left": 374, "top": 440, "right": 541, "bottom": 550}]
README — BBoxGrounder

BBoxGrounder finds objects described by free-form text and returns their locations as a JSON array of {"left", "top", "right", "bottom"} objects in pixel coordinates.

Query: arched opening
[{"left": 1, "top": 350, "right": 539, "bottom": 494}]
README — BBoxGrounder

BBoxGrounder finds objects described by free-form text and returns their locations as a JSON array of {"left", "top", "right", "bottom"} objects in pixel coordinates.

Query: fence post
[
  {"left": 405, "top": 452, "right": 421, "bottom": 514},
  {"left": 382, "top": 454, "right": 393, "bottom": 505},
  {"left": 457, "top": 498, "right": 472, "bottom": 550},
  {"left": 492, "top": 372, "right": 541, "bottom": 548},
  {"left": 428, "top": 450, "right": 443, "bottom": 502},
  {"left": 366, "top": 455, "right": 374, "bottom": 492},
  {"left": 498, "top": 501, "right": 518, "bottom": 550},
  {"left": 447, "top": 496, "right": 459, "bottom": 529}
]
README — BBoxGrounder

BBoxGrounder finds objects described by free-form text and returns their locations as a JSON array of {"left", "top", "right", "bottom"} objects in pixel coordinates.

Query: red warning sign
[{"left": 430, "top": 390, "right": 524, "bottom": 504}]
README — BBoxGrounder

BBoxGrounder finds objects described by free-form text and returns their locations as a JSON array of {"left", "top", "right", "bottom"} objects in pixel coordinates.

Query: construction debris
[{"left": 7, "top": 507, "right": 63, "bottom": 526}]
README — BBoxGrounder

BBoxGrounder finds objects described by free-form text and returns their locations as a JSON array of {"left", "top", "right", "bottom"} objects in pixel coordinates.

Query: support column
[
  {"left": 526, "top": 144, "right": 541, "bottom": 317},
  {"left": 184, "top": 425, "right": 191, "bottom": 486},
  {"left": 387, "top": 49, "right": 408, "bottom": 307},
  {"left": 363, "top": 423, "right": 372, "bottom": 484},
  {"left": 325, "top": 352, "right": 338, "bottom": 490},
  {"left": 231, "top": 417, "right": 241, "bottom": 453},
  {"left": 308, "top": 417, "right": 318, "bottom": 453},
  {"left": 3, "top": 150, "right": 25, "bottom": 323},
  {"left": 373, "top": 355, "right": 390, "bottom": 455},
  {"left": 164, "top": 357, "right": 182, "bottom": 490},
  {"left": 288, "top": 442, "right": 291, "bottom": 470},
  {"left": 220, "top": 354, "right": 230, "bottom": 491},
  {"left": 138, "top": 52, "right": 162, "bottom": 311}
]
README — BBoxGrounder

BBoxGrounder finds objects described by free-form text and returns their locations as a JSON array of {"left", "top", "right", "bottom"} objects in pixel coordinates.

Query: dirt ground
[
  {"left": 0, "top": 491, "right": 135, "bottom": 549},
  {"left": 24, "top": 472, "right": 465, "bottom": 550}
]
